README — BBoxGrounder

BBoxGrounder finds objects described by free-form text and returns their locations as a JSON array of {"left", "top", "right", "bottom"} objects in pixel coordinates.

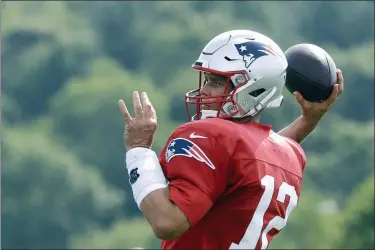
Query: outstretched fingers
[
  {"left": 133, "top": 91, "right": 143, "bottom": 119},
  {"left": 141, "top": 92, "right": 156, "bottom": 119},
  {"left": 118, "top": 99, "right": 133, "bottom": 124}
]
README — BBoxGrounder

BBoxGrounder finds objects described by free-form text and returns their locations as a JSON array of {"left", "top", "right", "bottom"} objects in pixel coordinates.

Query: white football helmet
[{"left": 185, "top": 30, "right": 288, "bottom": 120}]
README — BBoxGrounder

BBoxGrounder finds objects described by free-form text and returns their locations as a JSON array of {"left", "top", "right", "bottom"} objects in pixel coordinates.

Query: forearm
[
  {"left": 277, "top": 115, "right": 318, "bottom": 144},
  {"left": 126, "top": 147, "right": 189, "bottom": 240},
  {"left": 140, "top": 188, "right": 171, "bottom": 227},
  {"left": 140, "top": 188, "right": 190, "bottom": 239}
]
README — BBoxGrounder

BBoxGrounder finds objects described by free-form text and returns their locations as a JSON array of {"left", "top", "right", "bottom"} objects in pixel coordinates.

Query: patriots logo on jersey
[
  {"left": 165, "top": 138, "right": 216, "bottom": 170},
  {"left": 234, "top": 41, "right": 278, "bottom": 70}
]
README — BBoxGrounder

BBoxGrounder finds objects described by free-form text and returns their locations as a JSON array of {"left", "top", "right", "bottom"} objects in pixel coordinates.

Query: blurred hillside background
[{"left": 1, "top": 1, "right": 374, "bottom": 249}]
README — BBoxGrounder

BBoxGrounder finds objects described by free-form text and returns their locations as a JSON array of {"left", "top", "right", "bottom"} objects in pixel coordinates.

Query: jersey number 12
[{"left": 230, "top": 175, "right": 298, "bottom": 249}]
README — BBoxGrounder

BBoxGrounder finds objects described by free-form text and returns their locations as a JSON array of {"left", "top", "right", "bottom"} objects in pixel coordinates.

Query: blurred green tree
[
  {"left": 2, "top": 125, "right": 124, "bottom": 248},
  {"left": 337, "top": 174, "right": 375, "bottom": 249}
]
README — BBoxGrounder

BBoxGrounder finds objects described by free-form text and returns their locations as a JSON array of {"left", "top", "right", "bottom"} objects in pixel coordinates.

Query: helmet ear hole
[{"left": 249, "top": 88, "right": 266, "bottom": 97}]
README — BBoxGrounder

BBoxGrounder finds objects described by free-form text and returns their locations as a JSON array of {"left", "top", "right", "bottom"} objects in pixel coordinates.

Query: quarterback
[{"left": 119, "top": 30, "right": 343, "bottom": 249}]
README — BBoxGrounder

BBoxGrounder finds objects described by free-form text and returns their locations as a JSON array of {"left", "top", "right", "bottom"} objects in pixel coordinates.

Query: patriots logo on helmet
[
  {"left": 234, "top": 41, "right": 278, "bottom": 70},
  {"left": 165, "top": 138, "right": 216, "bottom": 170}
]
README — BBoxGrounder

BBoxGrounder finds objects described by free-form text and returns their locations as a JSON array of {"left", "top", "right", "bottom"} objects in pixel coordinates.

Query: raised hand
[
  {"left": 293, "top": 69, "right": 344, "bottom": 124},
  {"left": 118, "top": 91, "right": 158, "bottom": 151}
]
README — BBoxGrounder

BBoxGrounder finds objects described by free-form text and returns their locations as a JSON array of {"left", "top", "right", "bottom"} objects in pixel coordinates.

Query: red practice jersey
[{"left": 159, "top": 118, "right": 306, "bottom": 250}]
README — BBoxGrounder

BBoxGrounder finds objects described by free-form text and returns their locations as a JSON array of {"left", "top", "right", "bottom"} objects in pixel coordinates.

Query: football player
[{"left": 119, "top": 30, "right": 344, "bottom": 249}]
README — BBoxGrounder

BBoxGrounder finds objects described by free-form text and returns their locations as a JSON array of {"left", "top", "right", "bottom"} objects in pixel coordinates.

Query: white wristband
[{"left": 126, "top": 147, "right": 168, "bottom": 209}]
